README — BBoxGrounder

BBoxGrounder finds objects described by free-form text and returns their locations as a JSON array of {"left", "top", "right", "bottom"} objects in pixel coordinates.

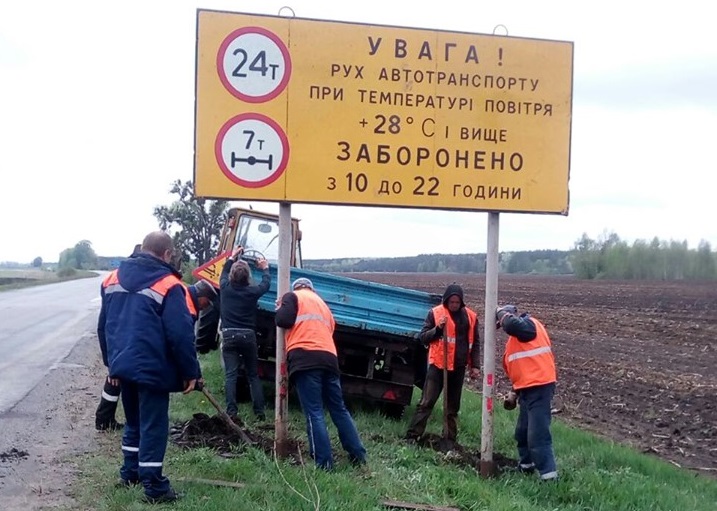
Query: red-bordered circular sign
[
  {"left": 216, "top": 26, "right": 292, "bottom": 103},
  {"left": 214, "top": 113, "right": 290, "bottom": 188}
]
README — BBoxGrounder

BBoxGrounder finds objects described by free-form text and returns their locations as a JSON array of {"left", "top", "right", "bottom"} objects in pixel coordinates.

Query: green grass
[
  {"left": 73, "top": 352, "right": 717, "bottom": 511},
  {"left": 0, "top": 268, "right": 97, "bottom": 291}
]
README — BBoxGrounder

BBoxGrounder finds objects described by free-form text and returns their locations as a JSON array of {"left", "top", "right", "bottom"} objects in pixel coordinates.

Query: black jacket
[
  {"left": 219, "top": 258, "right": 270, "bottom": 330},
  {"left": 501, "top": 313, "right": 538, "bottom": 342}
]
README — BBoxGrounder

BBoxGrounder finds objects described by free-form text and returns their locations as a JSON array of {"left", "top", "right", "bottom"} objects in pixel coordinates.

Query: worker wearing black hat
[{"left": 405, "top": 283, "right": 481, "bottom": 447}]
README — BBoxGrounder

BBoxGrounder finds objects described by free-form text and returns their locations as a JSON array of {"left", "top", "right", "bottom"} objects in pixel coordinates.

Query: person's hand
[
  {"left": 107, "top": 375, "right": 120, "bottom": 386},
  {"left": 437, "top": 316, "right": 447, "bottom": 329},
  {"left": 231, "top": 246, "right": 244, "bottom": 259},
  {"left": 183, "top": 379, "right": 197, "bottom": 394},
  {"left": 503, "top": 391, "right": 518, "bottom": 410},
  {"left": 256, "top": 257, "right": 269, "bottom": 270},
  {"left": 469, "top": 368, "right": 480, "bottom": 380}
]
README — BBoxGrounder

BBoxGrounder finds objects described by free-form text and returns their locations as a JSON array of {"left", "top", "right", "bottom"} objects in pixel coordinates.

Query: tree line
[
  {"left": 305, "top": 250, "right": 572, "bottom": 275},
  {"left": 306, "top": 234, "right": 716, "bottom": 280},
  {"left": 571, "top": 233, "right": 716, "bottom": 280},
  {"left": 38, "top": 180, "right": 716, "bottom": 282}
]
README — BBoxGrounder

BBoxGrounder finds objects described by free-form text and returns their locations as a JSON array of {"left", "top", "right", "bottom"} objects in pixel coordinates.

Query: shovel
[
  {"left": 441, "top": 328, "right": 452, "bottom": 449},
  {"left": 195, "top": 381, "right": 254, "bottom": 445}
]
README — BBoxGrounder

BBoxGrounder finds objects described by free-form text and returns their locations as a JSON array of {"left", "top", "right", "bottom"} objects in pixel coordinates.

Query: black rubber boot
[{"left": 143, "top": 487, "right": 183, "bottom": 504}]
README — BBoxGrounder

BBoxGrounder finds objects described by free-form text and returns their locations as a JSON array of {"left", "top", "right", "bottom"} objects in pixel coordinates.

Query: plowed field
[{"left": 346, "top": 273, "right": 717, "bottom": 472}]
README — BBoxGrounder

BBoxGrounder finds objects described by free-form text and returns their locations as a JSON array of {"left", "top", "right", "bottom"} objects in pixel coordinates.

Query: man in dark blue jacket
[
  {"left": 98, "top": 231, "right": 200, "bottom": 504},
  {"left": 95, "top": 279, "right": 215, "bottom": 430}
]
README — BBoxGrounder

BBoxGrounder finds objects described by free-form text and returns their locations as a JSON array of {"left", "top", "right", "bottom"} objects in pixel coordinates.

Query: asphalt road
[{"left": 0, "top": 274, "right": 104, "bottom": 414}]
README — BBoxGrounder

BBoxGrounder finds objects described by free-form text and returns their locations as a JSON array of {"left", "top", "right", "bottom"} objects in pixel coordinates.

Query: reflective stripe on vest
[
  {"left": 137, "top": 287, "right": 165, "bottom": 305},
  {"left": 295, "top": 313, "right": 332, "bottom": 328},
  {"left": 428, "top": 304, "right": 477, "bottom": 371},
  {"left": 102, "top": 270, "right": 127, "bottom": 295},
  {"left": 507, "top": 345, "right": 552, "bottom": 362},
  {"left": 102, "top": 272, "right": 182, "bottom": 308},
  {"left": 285, "top": 289, "right": 337, "bottom": 356},
  {"left": 503, "top": 317, "right": 556, "bottom": 390}
]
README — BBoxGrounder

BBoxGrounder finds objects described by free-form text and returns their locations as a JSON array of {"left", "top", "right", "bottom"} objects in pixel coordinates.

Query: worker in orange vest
[
  {"left": 497, "top": 304, "right": 558, "bottom": 481},
  {"left": 275, "top": 277, "right": 366, "bottom": 470},
  {"left": 95, "top": 272, "right": 215, "bottom": 431},
  {"left": 405, "top": 284, "right": 481, "bottom": 446},
  {"left": 98, "top": 232, "right": 205, "bottom": 503}
]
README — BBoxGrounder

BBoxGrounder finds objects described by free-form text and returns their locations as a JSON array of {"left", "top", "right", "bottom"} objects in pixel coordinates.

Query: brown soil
[
  {"left": 171, "top": 414, "right": 517, "bottom": 474},
  {"left": 170, "top": 413, "right": 304, "bottom": 464},
  {"left": 412, "top": 433, "right": 515, "bottom": 473},
  {"left": 344, "top": 273, "right": 717, "bottom": 473}
]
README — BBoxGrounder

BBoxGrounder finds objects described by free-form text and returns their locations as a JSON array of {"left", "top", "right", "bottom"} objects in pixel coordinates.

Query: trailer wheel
[{"left": 380, "top": 403, "right": 405, "bottom": 420}]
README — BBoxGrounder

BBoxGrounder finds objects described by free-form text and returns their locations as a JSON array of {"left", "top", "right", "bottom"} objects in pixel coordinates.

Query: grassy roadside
[
  {"left": 73, "top": 352, "right": 717, "bottom": 511},
  {"left": 0, "top": 269, "right": 98, "bottom": 291}
]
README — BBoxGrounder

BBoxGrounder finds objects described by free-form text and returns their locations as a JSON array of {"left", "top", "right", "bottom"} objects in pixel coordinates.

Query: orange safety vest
[
  {"left": 102, "top": 270, "right": 118, "bottom": 287},
  {"left": 429, "top": 305, "right": 477, "bottom": 371},
  {"left": 285, "top": 289, "right": 337, "bottom": 356},
  {"left": 103, "top": 270, "right": 186, "bottom": 311},
  {"left": 180, "top": 283, "right": 197, "bottom": 318},
  {"left": 502, "top": 317, "right": 556, "bottom": 390}
]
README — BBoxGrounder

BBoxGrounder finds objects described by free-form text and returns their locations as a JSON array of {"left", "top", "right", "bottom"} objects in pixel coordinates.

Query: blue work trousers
[
  {"left": 120, "top": 382, "right": 171, "bottom": 498},
  {"left": 293, "top": 368, "right": 366, "bottom": 470},
  {"left": 515, "top": 382, "right": 558, "bottom": 479}
]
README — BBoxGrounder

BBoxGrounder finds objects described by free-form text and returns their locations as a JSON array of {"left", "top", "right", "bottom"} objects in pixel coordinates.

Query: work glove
[
  {"left": 503, "top": 391, "right": 518, "bottom": 410},
  {"left": 495, "top": 304, "right": 518, "bottom": 328},
  {"left": 433, "top": 316, "right": 447, "bottom": 339}
]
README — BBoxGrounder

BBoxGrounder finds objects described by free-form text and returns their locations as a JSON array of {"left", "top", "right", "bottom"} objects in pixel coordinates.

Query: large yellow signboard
[{"left": 195, "top": 10, "right": 573, "bottom": 214}]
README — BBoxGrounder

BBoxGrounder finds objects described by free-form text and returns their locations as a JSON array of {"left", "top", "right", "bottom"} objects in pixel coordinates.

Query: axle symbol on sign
[
  {"left": 231, "top": 153, "right": 273, "bottom": 170},
  {"left": 215, "top": 113, "right": 289, "bottom": 189},
  {"left": 230, "top": 129, "right": 273, "bottom": 169}
]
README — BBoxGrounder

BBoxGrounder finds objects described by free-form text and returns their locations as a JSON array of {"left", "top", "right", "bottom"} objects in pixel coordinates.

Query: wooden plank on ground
[
  {"left": 381, "top": 499, "right": 460, "bottom": 511},
  {"left": 175, "top": 477, "right": 245, "bottom": 489}
]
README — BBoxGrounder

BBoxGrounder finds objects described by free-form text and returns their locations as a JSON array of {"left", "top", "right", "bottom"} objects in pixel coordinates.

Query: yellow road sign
[{"left": 194, "top": 10, "right": 573, "bottom": 214}]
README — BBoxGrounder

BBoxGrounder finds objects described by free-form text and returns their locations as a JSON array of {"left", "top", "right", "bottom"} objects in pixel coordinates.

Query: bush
[{"left": 57, "top": 267, "right": 77, "bottom": 278}]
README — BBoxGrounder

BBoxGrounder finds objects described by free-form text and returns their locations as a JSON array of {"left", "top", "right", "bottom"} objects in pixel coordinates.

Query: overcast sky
[{"left": 1, "top": 0, "right": 715, "bottom": 262}]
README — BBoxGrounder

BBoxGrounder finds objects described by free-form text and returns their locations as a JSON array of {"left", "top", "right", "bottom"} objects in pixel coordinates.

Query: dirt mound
[
  {"left": 412, "top": 433, "right": 516, "bottom": 473},
  {"left": 170, "top": 413, "right": 303, "bottom": 462},
  {"left": 172, "top": 415, "right": 516, "bottom": 475}
]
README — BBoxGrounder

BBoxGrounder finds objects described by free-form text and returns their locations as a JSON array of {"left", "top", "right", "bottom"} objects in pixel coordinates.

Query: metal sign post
[
  {"left": 274, "top": 201, "right": 291, "bottom": 457},
  {"left": 480, "top": 212, "right": 499, "bottom": 477}
]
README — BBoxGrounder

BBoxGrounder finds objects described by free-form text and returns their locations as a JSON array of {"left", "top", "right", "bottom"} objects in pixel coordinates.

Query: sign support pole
[
  {"left": 480, "top": 212, "right": 500, "bottom": 477},
  {"left": 274, "top": 201, "right": 291, "bottom": 457}
]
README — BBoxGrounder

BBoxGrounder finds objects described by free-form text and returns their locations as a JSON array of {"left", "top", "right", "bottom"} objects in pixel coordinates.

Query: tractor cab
[
  {"left": 217, "top": 207, "right": 302, "bottom": 268},
  {"left": 193, "top": 207, "right": 302, "bottom": 353}
]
